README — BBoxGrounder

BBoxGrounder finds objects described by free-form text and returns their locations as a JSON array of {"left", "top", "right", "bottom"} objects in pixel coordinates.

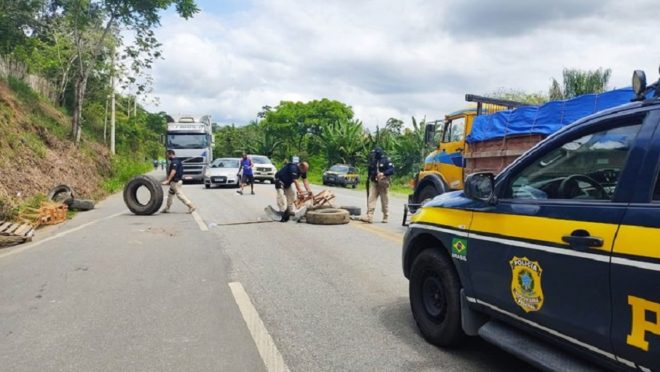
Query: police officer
[
  {"left": 161, "top": 150, "right": 196, "bottom": 214},
  {"left": 274, "top": 161, "right": 313, "bottom": 222},
  {"left": 361, "top": 147, "right": 394, "bottom": 223}
]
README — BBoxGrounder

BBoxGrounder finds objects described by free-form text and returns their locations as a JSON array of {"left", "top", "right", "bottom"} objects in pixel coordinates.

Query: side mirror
[
  {"left": 424, "top": 123, "right": 436, "bottom": 145},
  {"left": 632, "top": 70, "right": 647, "bottom": 101},
  {"left": 464, "top": 172, "right": 496, "bottom": 203}
]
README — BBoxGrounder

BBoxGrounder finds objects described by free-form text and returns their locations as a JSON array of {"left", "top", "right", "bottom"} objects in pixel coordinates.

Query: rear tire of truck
[
  {"left": 123, "top": 175, "right": 164, "bottom": 215},
  {"left": 410, "top": 249, "right": 465, "bottom": 347},
  {"left": 305, "top": 208, "right": 350, "bottom": 225}
]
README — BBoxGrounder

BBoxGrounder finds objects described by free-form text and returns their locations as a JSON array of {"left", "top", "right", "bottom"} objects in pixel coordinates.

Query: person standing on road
[
  {"left": 360, "top": 147, "right": 394, "bottom": 223},
  {"left": 236, "top": 153, "right": 255, "bottom": 195},
  {"left": 274, "top": 161, "right": 313, "bottom": 222},
  {"left": 161, "top": 149, "right": 196, "bottom": 214}
]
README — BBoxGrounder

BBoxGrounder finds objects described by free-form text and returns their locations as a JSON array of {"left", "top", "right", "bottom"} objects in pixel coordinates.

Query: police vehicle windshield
[{"left": 329, "top": 165, "right": 349, "bottom": 173}]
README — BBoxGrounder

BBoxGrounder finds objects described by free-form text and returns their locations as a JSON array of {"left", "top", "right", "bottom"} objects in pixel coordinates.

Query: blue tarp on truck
[{"left": 466, "top": 87, "right": 643, "bottom": 143}]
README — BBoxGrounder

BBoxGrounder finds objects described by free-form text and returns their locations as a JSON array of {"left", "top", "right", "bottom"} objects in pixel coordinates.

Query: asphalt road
[{"left": 0, "top": 172, "right": 534, "bottom": 371}]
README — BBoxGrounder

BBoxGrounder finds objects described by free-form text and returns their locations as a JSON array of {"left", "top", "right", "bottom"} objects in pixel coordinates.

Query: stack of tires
[{"left": 47, "top": 184, "right": 95, "bottom": 211}]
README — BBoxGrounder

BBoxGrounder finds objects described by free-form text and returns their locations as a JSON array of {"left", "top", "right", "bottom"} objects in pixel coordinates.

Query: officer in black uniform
[
  {"left": 161, "top": 150, "right": 196, "bottom": 213},
  {"left": 361, "top": 147, "right": 394, "bottom": 223},
  {"left": 274, "top": 161, "right": 313, "bottom": 222}
]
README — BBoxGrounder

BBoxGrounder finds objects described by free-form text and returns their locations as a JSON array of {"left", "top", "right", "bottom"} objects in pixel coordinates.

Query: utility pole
[
  {"left": 110, "top": 52, "right": 116, "bottom": 155},
  {"left": 103, "top": 95, "right": 109, "bottom": 144}
]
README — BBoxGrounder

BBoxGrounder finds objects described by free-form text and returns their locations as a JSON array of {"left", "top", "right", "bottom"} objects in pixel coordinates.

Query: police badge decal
[{"left": 509, "top": 256, "right": 544, "bottom": 313}]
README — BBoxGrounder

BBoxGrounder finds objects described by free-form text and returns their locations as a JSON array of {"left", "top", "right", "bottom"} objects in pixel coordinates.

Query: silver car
[{"left": 204, "top": 158, "right": 241, "bottom": 188}]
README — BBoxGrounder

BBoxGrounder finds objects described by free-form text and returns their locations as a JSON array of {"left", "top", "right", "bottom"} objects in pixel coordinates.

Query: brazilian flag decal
[{"left": 451, "top": 238, "right": 468, "bottom": 261}]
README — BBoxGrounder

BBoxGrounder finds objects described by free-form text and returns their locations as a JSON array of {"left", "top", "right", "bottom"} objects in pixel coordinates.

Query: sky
[{"left": 143, "top": 0, "right": 660, "bottom": 129}]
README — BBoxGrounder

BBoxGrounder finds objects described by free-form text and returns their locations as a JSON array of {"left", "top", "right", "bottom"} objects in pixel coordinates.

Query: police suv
[{"left": 403, "top": 70, "right": 660, "bottom": 371}]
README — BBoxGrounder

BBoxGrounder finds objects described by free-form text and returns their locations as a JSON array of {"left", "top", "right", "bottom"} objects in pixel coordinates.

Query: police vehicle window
[{"left": 507, "top": 124, "right": 642, "bottom": 201}]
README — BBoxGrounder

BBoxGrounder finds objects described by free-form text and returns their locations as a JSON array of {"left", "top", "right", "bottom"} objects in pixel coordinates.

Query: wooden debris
[
  {"left": 0, "top": 221, "right": 35, "bottom": 247},
  {"left": 294, "top": 190, "right": 336, "bottom": 210},
  {"left": 18, "top": 201, "right": 68, "bottom": 227}
]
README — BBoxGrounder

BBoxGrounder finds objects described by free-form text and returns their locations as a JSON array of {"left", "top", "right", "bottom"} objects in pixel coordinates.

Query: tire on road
[
  {"left": 305, "top": 208, "right": 350, "bottom": 225},
  {"left": 339, "top": 205, "right": 361, "bottom": 216},
  {"left": 123, "top": 175, "right": 164, "bottom": 215},
  {"left": 47, "top": 184, "right": 75, "bottom": 204},
  {"left": 68, "top": 198, "right": 95, "bottom": 211},
  {"left": 409, "top": 249, "right": 465, "bottom": 347}
]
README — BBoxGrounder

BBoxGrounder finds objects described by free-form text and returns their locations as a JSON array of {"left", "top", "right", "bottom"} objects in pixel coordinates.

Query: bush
[{"left": 102, "top": 156, "right": 152, "bottom": 193}]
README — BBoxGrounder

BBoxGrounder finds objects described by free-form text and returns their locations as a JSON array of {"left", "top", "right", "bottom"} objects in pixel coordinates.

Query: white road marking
[
  {"left": 0, "top": 212, "right": 125, "bottom": 259},
  {"left": 191, "top": 211, "right": 208, "bottom": 231},
  {"left": 228, "top": 282, "right": 290, "bottom": 372}
]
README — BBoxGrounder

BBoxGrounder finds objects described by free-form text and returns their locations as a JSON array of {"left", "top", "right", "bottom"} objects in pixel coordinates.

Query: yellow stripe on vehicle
[
  {"left": 613, "top": 225, "right": 660, "bottom": 260},
  {"left": 411, "top": 206, "right": 472, "bottom": 230}
]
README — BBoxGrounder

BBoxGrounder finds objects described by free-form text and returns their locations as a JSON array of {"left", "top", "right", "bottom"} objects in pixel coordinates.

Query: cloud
[{"left": 143, "top": 0, "right": 660, "bottom": 130}]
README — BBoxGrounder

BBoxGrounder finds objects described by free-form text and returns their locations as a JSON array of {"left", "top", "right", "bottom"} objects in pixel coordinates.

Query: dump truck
[{"left": 408, "top": 89, "right": 642, "bottom": 209}]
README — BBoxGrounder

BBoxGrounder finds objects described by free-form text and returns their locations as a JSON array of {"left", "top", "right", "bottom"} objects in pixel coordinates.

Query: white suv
[{"left": 248, "top": 155, "right": 277, "bottom": 183}]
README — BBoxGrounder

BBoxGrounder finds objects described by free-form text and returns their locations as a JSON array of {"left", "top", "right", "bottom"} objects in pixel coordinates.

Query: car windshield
[
  {"left": 329, "top": 165, "right": 348, "bottom": 172},
  {"left": 167, "top": 134, "right": 208, "bottom": 149},
  {"left": 211, "top": 159, "right": 239, "bottom": 168},
  {"left": 250, "top": 156, "right": 272, "bottom": 164}
]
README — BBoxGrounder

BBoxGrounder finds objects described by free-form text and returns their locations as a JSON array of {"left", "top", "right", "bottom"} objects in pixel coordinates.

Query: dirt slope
[{"left": 0, "top": 79, "right": 111, "bottom": 219}]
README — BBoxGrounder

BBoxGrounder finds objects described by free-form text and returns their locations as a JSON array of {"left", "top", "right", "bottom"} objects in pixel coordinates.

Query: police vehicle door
[
  {"left": 610, "top": 111, "right": 660, "bottom": 368},
  {"left": 467, "top": 114, "right": 646, "bottom": 357}
]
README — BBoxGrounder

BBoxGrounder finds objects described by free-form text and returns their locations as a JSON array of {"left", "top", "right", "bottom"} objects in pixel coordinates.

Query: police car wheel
[{"left": 410, "top": 249, "right": 464, "bottom": 346}]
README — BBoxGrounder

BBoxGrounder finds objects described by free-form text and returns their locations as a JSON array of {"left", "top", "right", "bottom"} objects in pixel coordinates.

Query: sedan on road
[{"left": 204, "top": 158, "right": 241, "bottom": 188}]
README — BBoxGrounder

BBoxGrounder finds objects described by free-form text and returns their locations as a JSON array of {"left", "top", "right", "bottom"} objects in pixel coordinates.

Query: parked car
[
  {"left": 203, "top": 158, "right": 240, "bottom": 188},
  {"left": 248, "top": 154, "right": 277, "bottom": 183},
  {"left": 402, "top": 70, "right": 660, "bottom": 371},
  {"left": 322, "top": 164, "right": 359, "bottom": 188}
]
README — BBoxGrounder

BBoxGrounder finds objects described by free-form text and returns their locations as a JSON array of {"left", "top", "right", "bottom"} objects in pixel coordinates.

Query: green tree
[
  {"left": 549, "top": 67, "right": 612, "bottom": 100},
  {"left": 319, "top": 119, "right": 365, "bottom": 166},
  {"left": 51, "top": 0, "right": 199, "bottom": 145}
]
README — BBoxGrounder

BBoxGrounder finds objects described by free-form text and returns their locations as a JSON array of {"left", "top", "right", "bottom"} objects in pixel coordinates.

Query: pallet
[
  {"left": 0, "top": 221, "right": 35, "bottom": 247},
  {"left": 294, "top": 190, "right": 336, "bottom": 210},
  {"left": 18, "top": 201, "right": 68, "bottom": 227}
]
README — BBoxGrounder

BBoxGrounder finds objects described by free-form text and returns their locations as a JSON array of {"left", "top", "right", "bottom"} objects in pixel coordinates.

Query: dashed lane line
[
  {"left": 191, "top": 211, "right": 209, "bottom": 231},
  {"left": 229, "top": 282, "right": 291, "bottom": 372},
  {"left": 0, "top": 212, "right": 125, "bottom": 260}
]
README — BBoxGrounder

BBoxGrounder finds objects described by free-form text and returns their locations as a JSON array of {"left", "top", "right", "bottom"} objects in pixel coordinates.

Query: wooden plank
[
  {"left": 14, "top": 224, "right": 33, "bottom": 236},
  {"left": 0, "top": 222, "right": 12, "bottom": 232},
  {"left": 7, "top": 223, "right": 22, "bottom": 234}
]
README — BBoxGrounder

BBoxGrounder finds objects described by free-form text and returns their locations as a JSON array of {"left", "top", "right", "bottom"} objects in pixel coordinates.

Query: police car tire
[
  {"left": 339, "top": 205, "right": 361, "bottom": 216},
  {"left": 68, "top": 198, "right": 95, "bottom": 211},
  {"left": 410, "top": 249, "right": 465, "bottom": 346},
  {"left": 123, "top": 175, "right": 164, "bottom": 215},
  {"left": 305, "top": 208, "right": 350, "bottom": 225},
  {"left": 47, "top": 184, "right": 75, "bottom": 204}
]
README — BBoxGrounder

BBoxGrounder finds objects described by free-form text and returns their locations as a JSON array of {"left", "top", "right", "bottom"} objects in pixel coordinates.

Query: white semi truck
[{"left": 164, "top": 115, "right": 214, "bottom": 182}]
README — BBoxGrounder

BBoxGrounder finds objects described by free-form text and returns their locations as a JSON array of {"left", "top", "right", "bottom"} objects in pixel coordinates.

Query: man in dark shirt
[
  {"left": 274, "top": 161, "right": 312, "bottom": 222},
  {"left": 360, "top": 147, "right": 394, "bottom": 223},
  {"left": 161, "top": 150, "right": 196, "bottom": 213}
]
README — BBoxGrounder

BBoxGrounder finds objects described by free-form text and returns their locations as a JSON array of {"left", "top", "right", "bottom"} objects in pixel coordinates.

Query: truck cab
[
  {"left": 165, "top": 116, "right": 214, "bottom": 182},
  {"left": 402, "top": 70, "right": 660, "bottom": 370}
]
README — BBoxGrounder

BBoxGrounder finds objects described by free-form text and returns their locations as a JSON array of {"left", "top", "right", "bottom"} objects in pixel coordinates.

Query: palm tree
[{"left": 549, "top": 68, "right": 612, "bottom": 100}]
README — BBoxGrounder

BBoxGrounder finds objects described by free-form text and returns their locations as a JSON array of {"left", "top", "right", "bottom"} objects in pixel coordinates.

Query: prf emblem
[
  {"left": 510, "top": 257, "right": 544, "bottom": 313},
  {"left": 627, "top": 295, "right": 660, "bottom": 351}
]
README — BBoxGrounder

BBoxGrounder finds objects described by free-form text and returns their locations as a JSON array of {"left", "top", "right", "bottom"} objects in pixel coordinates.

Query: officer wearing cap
[
  {"left": 361, "top": 147, "right": 394, "bottom": 223},
  {"left": 161, "top": 149, "right": 196, "bottom": 214}
]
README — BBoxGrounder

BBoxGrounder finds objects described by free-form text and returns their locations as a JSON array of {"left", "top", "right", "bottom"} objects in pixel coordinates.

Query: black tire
[
  {"left": 409, "top": 249, "right": 465, "bottom": 347},
  {"left": 352, "top": 180, "right": 357, "bottom": 189},
  {"left": 68, "top": 199, "right": 95, "bottom": 211},
  {"left": 339, "top": 205, "right": 361, "bottom": 216},
  {"left": 205, "top": 184, "right": 210, "bottom": 189},
  {"left": 417, "top": 185, "right": 440, "bottom": 205},
  {"left": 305, "top": 208, "right": 350, "bottom": 225},
  {"left": 47, "top": 184, "right": 75, "bottom": 204},
  {"left": 123, "top": 175, "right": 164, "bottom": 215}
]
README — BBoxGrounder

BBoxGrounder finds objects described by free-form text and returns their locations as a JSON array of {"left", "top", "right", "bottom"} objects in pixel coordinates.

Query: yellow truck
[{"left": 410, "top": 95, "right": 525, "bottom": 205}]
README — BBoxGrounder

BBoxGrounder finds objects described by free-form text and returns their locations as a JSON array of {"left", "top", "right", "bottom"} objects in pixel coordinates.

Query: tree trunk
[{"left": 71, "top": 73, "right": 88, "bottom": 145}]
